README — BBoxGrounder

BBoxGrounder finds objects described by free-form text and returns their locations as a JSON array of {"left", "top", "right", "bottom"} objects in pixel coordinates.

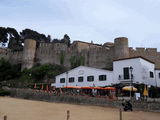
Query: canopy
[
  {"left": 72, "top": 86, "right": 81, "bottom": 89},
  {"left": 103, "top": 87, "right": 116, "bottom": 90},
  {"left": 63, "top": 86, "right": 75, "bottom": 89},
  {"left": 81, "top": 86, "right": 92, "bottom": 89},
  {"left": 63, "top": 86, "right": 81, "bottom": 89},
  {"left": 92, "top": 87, "right": 102, "bottom": 89},
  {"left": 122, "top": 86, "right": 138, "bottom": 91}
]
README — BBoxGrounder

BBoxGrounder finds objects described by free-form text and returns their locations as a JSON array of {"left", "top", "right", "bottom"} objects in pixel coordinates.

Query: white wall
[
  {"left": 140, "top": 59, "right": 155, "bottom": 86},
  {"left": 51, "top": 66, "right": 113, "bottom": 88},
  {"left": 113, "top": 58, "right": 155, "bottom": 86},
  {"left": 155, "top": 70, "right": 160, "bottom": 87},
  {"left": 52, "top": 58, "right": 157, "bottom": 88}
]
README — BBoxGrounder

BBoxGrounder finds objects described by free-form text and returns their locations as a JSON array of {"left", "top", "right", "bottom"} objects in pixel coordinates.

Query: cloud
[{"left": 1, "top": 0, "right": 160, "bottom": 50}]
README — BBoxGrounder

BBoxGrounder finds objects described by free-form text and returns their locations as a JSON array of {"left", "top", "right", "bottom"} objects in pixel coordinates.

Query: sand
[{"left": 0, "top": 97, "right": 160, "bottom": 120}]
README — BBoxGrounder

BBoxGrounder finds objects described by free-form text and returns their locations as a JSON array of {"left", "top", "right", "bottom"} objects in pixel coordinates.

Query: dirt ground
[{"left": 0, "top": 97, "right": 160, "bottom": 120}]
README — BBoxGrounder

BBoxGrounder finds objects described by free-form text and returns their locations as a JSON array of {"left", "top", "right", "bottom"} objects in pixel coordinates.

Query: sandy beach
[{"left": 0, "top": 97, "right": 160, "bottom": 120}]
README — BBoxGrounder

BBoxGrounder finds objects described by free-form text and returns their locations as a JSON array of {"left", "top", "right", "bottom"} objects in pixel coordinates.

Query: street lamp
[
  {"left": 147, "top": 85, "right": 151, "bottom": 98},
  {"left": 129, "top": 66, "right": 133, "bottom": 100}
]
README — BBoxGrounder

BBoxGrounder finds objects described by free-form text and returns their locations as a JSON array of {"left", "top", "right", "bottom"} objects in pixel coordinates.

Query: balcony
[{"left": 118, "top": 74, "right": 134, "bottom": 83}]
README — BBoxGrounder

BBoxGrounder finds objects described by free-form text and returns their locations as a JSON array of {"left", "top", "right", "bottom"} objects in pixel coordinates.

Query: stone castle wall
[
  {"left": 35, "top": 42, "right": 70, "bottom": 67},
  {"left": 114, "top": 37, "right": 129, "bottom": 59},
  {"left": 34, "top": 41, "right": 114, "bottom": 69},
  {"left": 21, "top": 39, "right": 36, "bottom": 70},
  {"left": 0, "top": 37, "right": 160, "bottom": 70},
  {"left": 129, "top": 47, "right": 160, "bottom": 68},
  {"left": 0, "top": 50, "right": 23, "bottom": 65}
]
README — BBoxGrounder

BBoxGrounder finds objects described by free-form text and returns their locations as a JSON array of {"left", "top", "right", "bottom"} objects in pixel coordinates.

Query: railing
[{"left": 118, "top": 75, "right": 134, "bottom": 81}]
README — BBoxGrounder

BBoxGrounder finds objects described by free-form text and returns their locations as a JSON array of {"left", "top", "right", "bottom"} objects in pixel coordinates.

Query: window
[
  {"left": 87, "top": 76, "right": 94, "bottom": 82},
  {"left": 60, "top": 78, "right": 65, "bottom": 83},
  {"left": 99, "top": 75, "right": 107, "bottom": 81},
  {"left": 150, "top": 72, "right": 154, "bottom": 78},
  {"left": 159, "top": 73, "right": 160, "bottom": 78},
  {"left": 123, "top": 67, "right": 130, "bottom": 79},
  {"left": 69, "top": 77, "right": 74, "bottom": 83},
  {"left": 78, "top": 77, "right": 83, "bottom": 82}
]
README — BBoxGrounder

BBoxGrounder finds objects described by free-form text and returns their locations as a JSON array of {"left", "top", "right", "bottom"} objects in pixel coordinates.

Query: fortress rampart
[
  {"left": 129, "top": 47, "right": 160, "bottom": 68},
  {"left": 0, "top": 37, "right": 160, "bottom": 70},
  {"left": 21, "top": 39, "right": 36, "bottom": 70}
]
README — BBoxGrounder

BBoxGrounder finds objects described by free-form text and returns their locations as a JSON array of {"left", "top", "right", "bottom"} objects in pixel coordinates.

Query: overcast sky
[{"left": 1, "top": 0, "right": 160, "bottom": 50}]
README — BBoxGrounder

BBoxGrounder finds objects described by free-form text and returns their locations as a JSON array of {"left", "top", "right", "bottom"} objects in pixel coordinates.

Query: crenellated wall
[
  {"left": 0, "top": 49, "right": 23, "bottom": 64},
  {"left": 129, "top": 47, "right": 160, "bottom": 68},
  {"left": 1, "top": 37, "right": 160, "bottom": 70},
  {"left": 35, "top": 42, "right": 70, "bottom": 68}
]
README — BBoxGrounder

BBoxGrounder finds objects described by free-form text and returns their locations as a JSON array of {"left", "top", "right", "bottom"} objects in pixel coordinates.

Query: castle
[{"left": 0, "top": 37, "right": 160, "bottom": 70}]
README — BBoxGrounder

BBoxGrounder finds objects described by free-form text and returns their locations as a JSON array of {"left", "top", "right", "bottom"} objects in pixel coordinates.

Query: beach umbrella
[
  {"left": 34, "top": 83, "right": 36, "bottom": 89},
  {"left": 122, "top": 86, "right": 138, "bottom": 91},
  {"left": 103, "top": 87, "right": 116, "bottom": 90},
  {"left": 143, "top": 85, "right": 148, "bottom": 96},
  {"left": 41, "top": 84, "right": 44, "bottom": 90}
]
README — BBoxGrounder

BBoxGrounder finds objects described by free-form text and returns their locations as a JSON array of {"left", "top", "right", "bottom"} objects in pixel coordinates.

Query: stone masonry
[{"left": 0, "top": 37, "right": 160, "bottom": 70}]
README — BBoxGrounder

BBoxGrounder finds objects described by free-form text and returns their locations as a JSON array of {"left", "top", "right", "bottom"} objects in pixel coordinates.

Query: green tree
[
  {"left": 32, "top": 64, "right": 50, "bottom": 80},
  {"left": 0, "top": 58, "right": 21, "bottom": 81}
]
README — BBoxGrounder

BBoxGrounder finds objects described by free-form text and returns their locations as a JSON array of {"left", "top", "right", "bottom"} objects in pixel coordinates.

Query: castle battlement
[{"left": 1, "top": 37, "right": 160, "bottom": 70}]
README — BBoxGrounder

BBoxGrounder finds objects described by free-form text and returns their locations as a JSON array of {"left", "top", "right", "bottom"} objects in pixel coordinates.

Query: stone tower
[
  {"left": 114, "top": 37, "right": 129, "bottom": 59},
  {"left": 21, "top": 39, "right": 36, "bottom": 70}
]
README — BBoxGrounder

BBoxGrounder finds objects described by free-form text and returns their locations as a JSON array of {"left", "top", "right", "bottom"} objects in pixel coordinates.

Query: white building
[
  {"left": 155, "top": 69, "right": 160, "bottom": 87},
  {"left": 52, "top": 56, "right": 160, "bottom": 88},
  {"left": 51, "top": 66, "right": 113, "bottom": 88},
  {"left": 113, "top": 56, "right": 156, "bottom": 86}
]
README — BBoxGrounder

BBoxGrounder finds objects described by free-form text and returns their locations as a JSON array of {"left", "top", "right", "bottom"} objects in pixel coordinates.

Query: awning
[
  {"left": 81, "top": 86, "right": 92, "bottom": 89},
  {"left": 63, "top": 86, "right": 81, "bottom": 89},
  {"left": 103, "top": 87, "right": 116, "bottom": 90}
]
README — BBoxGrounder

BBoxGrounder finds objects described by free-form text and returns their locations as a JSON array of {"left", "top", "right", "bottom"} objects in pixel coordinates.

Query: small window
[
  {"left": 99, "top": 75, "right": 107, "bottom": 81},
  {"left": 123, "top": 67, "right": 130, "bottom": 79},
  {"left": 60, "top": 78, "right": 65, "bottom": 83},
  {"left": 159, "top": 73, "right": 160, "bottom": 78},
  {"left": 78, "top": 77, "right": 83, "bottom": 82},
  {"left": 87, "top": 76, "right": 94, "bottom": 82},
  {"left": 69, "top": 77, "right": 74, "bottom": 83},
  {"left": 150, "top": 72, "right": 154, "bottom": 78}
]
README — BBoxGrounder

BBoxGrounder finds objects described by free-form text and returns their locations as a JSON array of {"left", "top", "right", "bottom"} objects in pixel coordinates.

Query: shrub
[
  {"left": 0, "top": 58, "right": 21, "bottom": 82},
  {"left": 0, "top": 88, "right": 10, "bottom": 96}
]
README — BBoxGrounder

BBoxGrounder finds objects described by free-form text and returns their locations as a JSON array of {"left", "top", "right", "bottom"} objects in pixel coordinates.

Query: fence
[{"left": 7, "top": 88, "right": 160, "bottom": 112}]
